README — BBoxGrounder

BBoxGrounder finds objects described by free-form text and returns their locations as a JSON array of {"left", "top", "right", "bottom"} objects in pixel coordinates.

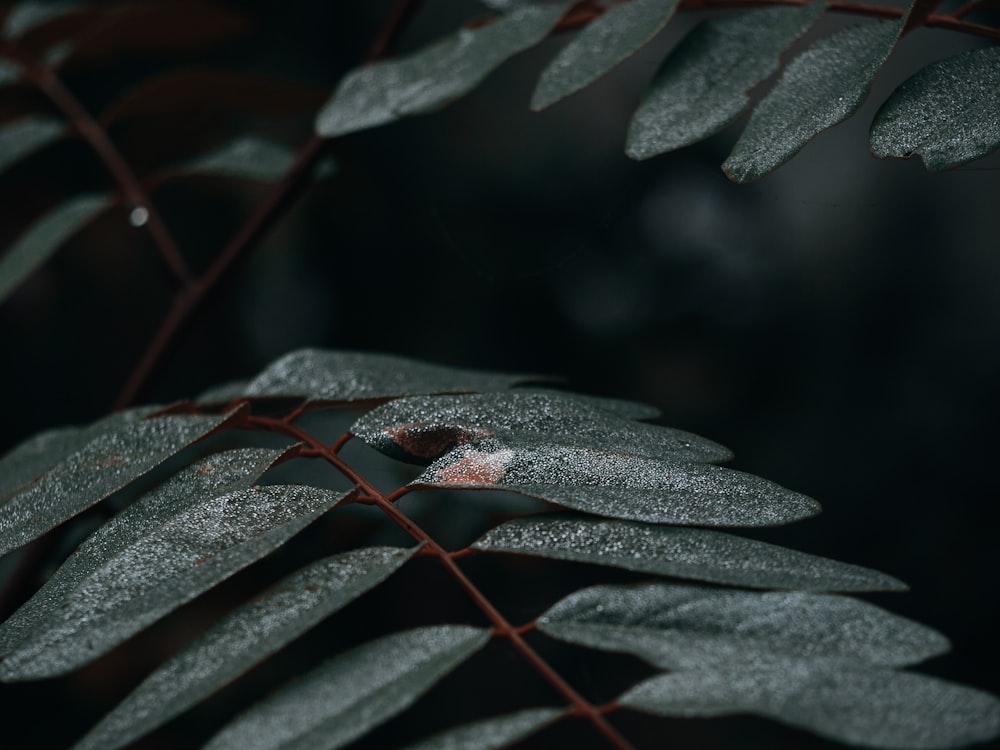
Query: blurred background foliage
[{"left": 0, "top": 1, "right": 998, "bottom": 748}]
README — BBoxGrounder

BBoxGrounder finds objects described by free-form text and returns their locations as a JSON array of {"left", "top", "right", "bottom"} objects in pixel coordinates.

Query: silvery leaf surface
[{"left": 394, "top": 708, "right": 563, "bottom": 750}]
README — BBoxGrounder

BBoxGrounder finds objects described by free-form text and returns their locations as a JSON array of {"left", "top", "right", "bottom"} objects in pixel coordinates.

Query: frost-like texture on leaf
[
  {"left": 870, "top": 47, "right": 1000, "bottom": 171},
  {"left": 532, "top": 0, "right": 680, "bottom": 110},
  {"left": 0, "top": 117, "right": 64, "bottom": 174},
  {"left": 538, "top": 583, "right": 948, "bottom": 670},
  {"left": 2, "top": 0, "right": 79, "bottom": 38},
  {"left": 621, "top": 657, "right": 1000, "bottom": 749},
  {"left": 473, "top": 513, "right": 904, "bottom": 591},
  {"left": 626, "top": 4, "right": 824, "bottom": 160},
  {"left": 723, "top": 16, "right": 906, "bottom": 183},
  {"left": 0, "top": 410, "right": 227, "bottom": 556},
  {"left": 203, "top": 625, "right": 490, "bottom": 750},
  {"left": 414, "top": 438, "right": 818, "bottom": 526},
  {"left": 228, "top": 348, "right": 532, "bottom": 403},
  {"left": 72, "top": 545, "right": 416, "bottom": 750},
  {"left": 0, "top": 192, "right": 111, "bottom": 305},
  {"left": 169, "top": 136, "right": 296, "bottom": 182},
  {"left": 316, "top": 4, "right": 570, "bottom": 138},
  {"left": 397, "top": 708, "right": 563, "bottom": 750},
  {"left": 353, "top": 391, "right": 730, "bottom": 465},
  {"left": 0, "top": 482, "right": 343, "bottom": 680}
]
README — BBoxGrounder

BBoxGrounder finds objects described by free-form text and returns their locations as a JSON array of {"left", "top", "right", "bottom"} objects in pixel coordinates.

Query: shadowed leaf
[
  {"left": 0, "top": 116, "right": 64, "bottom": 173},
  {"left": 538, "top": 582, "right": 948, "bottom": 669},
  {"left": 473, "top": 513, "right": 905, "bottom": 591},
  {"left": 0, "top": 59, "right": 19, "bottom": 85},
  {"left": 414, "top": 438, "right": 818, "bottom": 526},
  {"left": 316, "top": 4, "right": 570, "bottom": 138},
  {"left": 0, "top": 192, "right": 111, "bottom": 306},
  {"left": 71, "top": 545, "right": 416, "bottom": 750},
  {"left": 0, "top": 410, "right": 229, "bottom": 556},
  {"left": 396, "top": 708, "right": 564, "bottom": 750},
  {"left": 621, "top": 657, "right": 1000, "bottom": 749},
  {"left": 164, "top": 136, "right": 296, "bottom": 182},
  {"left": 532, "top": 0, "right": 681, "bottom": 111},
  {"left": 202, "top": 625, "right": 490, "bottom": 750},
  {"left": 870, "top": 46, "right": 1000, "bottom": 171},
  {"left": 626, "top": 3, "right": 824, "bottom": 160},
  {"left": 353, "top": 391, "right": 730, "bottom": 465},
  {"left": 723, "top": 15, "right": 907, "bottom": 183},
  {"left": 1, "top": 0, "right": 80, "bottom": 39},
  {"left": 227, "top": 348, "right": 532, "bottom": 403},
  {"left": 0, "top": 477, "right": 345, "bottom": 681}
]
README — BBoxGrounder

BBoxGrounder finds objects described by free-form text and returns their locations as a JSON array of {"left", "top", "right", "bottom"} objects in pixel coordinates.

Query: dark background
[{"left": 1, "top": 1, "right": 998, "bottom": 748}]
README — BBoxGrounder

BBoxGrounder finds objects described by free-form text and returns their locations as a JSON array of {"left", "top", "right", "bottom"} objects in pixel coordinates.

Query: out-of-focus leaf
[
  {"left": 165, "top": 136, "right": 296, "bottom": 182},
  {"left": 413, "top": 438, "right": 818, "bottom": 526},
  {"left": 538, "top": 583, "right": 948, "bottom": 669},
  {"left": 0, "top": 192, "right": 111, "bottom": 306},
  {"left": 226, "top": 348, "right": 532, "bottom": 404},
  {"left": 0, "top": 59, "right": 20, "bottom": 85},
  {"left": 620, "top": 657, "right": 1000, "bottom": 749},
  {"left": 71, "top": 545, "right": 416, "bottom": 750},
  {"left": 869, "top": 46, "right": 1000, "bottom": 171},
  {"left": 101, "top": 69, "right": 327, "bottom": 126},
  {"left": 1, "top": 0, "right": 80, "bottom": 38},
  {"left": 202, "top": 625, "right": 490, "bottom": 750},
  {"left": 352, "top": 391, "right": 730, "bottom": 465},
  {"left": 0, "top": 409, "right": 230, "bottom": 556},
  {"left": 0, "top": 478, "right": 344, "bottom": 681},
  {"left": 396, "top": 708, "right": 563, "bottom": 750},
  {"left": 473, "top": 513, "right": 905, "bottom": 591},
  {"left": 626, "top": 3, "right": 824, "bottom": 160},
  {"left": 531, "top": 0, "right": 680, "bottom": 111},
  {"left": 723, "top": 16, "right": 907, "bottom": 183},
  {"left": 0, "top": 116, "right": 64, "bottom": 173},
  {"left": 316, "top": 4, "right": 570, "bottom": 138}
]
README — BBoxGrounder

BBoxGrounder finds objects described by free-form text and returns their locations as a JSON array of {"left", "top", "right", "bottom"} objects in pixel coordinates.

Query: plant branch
[{"left": 244, "top": 415, "right": 636, "bottom": 750}]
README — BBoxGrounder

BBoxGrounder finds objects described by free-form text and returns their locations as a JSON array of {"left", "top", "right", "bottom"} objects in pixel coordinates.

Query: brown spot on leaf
[
  {"left": 383, "top": 423, "right": 494, "bottom": 460},
  {"left": 434, "top": 448, "right": 514, "bottom": 486}
]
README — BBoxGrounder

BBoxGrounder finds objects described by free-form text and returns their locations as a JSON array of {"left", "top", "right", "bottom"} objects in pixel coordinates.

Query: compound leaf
[
  {"left": 0, "top": 192, "right": 112, "bottom": 306},
  {"left": 352, "top": 391, "right": 731, "bottom": 465},
  {"left": 473, "top": 513, "right": 905, "bottom": 591},
  {"left": 620, "top": 658, "right": 1000, "bottom": 749},
  {"left": 224, "top": 348, "right": 532, "bottom": 403},
  {"left": 71, "top": 545, "right": 416, "bottom": 750},
  {"left": 396, "top": 707, "right": 563, "bottom": 750},
  {"left": 723, "top": 15, "right": 907, "bottom": 183},
  {"left": 414, "top": 438, "right": 818, "bottom": 526},
  {"left": 316, "top": 4, "right": 570, "bottom": 138},
  {"left": 532, "top": 0, "right": 681, "bottom": 111},
  {"left": 202, "top": 625, "right": 490, "bottom": 750},
  {"left": 626, "top": 3, "right": 824, "bottom": 160},
  {"left": 0, "top": 116, "right": 65, "bottom": 174},
  {"left": 538, "top": 582, "right": 948, "bottom": 670},
  {"left": 165, "top": 135, "right": 296, "bottom": 182},
  {"left": 0, "top": 480, "right": 345, "bottom": 681},
  {"left": 870, "top": 46, "right": 1000, "bottom": 171},
  {"left": 0, "top": 409, "right": 230, "bottom": 556}
]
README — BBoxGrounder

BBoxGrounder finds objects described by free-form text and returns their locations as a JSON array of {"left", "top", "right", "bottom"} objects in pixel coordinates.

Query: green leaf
[
  {"left": 532, "top": 0, "right": 681, "bottom": 111},
  {"left": 473, "top": 513, "right": 905, "bottom": 591},
  {"left": 626, "top": 3, "right": 824, "bottom": 160},
  {"left": 723, "top": 16, "right": 907, "bottom": 183},
  {"left": 870, "top": 46, "right": 1000, "bottom": 171},
  {"left": 202, "top": 625, "right": 490, "bottom": 750},
  {"left": 0, "top": 425, "right": 87, "bottom": 500},
  {"left": 413, "top": 438, "right": 818, "bottom": 526},
  {"left": 352, "top": 391, "right": 731, "bottom": 465},
  {"left": 167, "top": 136, "right": 297, "bottom": 182},
  {"left": 316, "top": 4, "right": 570, "bottom": 138},
  {"left": 396, "top": 708, "right": 563, "bottom": 750},
  {"left": 2, "top": 0, "right": 80, "bottom": 38},
  {"left": 620, "top": 658, "right": 1000, "bottom": 749},
  {"left": 71, "top": 545, "right": 416, "bottom": 750},
  {"left": 0, "top": 449, "right": 325, "bottom": 680},
  {"left": 0, "top": 192, "right": 111, "bottom": 306},
  {"left": 0, "top": 410, "right": 229, "bottom": 557},
  {"left": 229, "top": 348, "right": 532, "bottom": 403},
  {"left": 0, "top": 117, "right": 65, "bottom": 174},
  {"left": 538, "top": 583, "right": 948, "bottom": 670}
]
